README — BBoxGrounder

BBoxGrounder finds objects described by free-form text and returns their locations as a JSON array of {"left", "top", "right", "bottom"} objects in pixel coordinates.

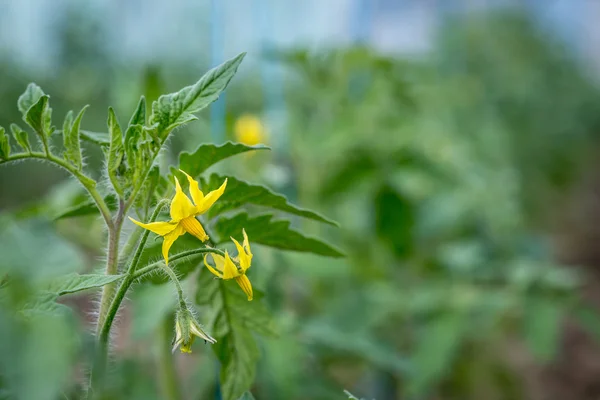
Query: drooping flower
[
  {"left": 173, "top": 308, "right": 216, "bottom": 353},
  {"left": 204, "top": 229, "right": 253, "bottom": 301},
  {"left": 129, "top": 170, "right": 227, "bottom": 264}
]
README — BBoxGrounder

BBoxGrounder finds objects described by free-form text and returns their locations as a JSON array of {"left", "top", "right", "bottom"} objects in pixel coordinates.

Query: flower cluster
[{"left": 129, "top": 169, "right": 256, "bottom": 352}]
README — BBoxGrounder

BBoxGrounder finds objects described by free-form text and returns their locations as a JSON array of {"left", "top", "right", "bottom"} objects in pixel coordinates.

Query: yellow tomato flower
[
  {"left": 234, "top": 114, "right": 266, "bottom": 146},
  {"left": 204, "top": 229, "right": 254, "bottom": 301},
  {"left": 129, "top": 170, "right": 227, "bottom": 264},
  {"left": 173, "top": 309, "right": 216, "bottom": 353}
]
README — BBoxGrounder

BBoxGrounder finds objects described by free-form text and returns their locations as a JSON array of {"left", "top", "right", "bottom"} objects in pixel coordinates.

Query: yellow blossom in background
[
  {"left": 129, "top": 170, "right": 227, "bottom": 264},
  {"left": 204, "top": 229, "right": 254, "bottom": 301},
  {"left": 234, "top": 114, "right": 267, "bottom": 146}
]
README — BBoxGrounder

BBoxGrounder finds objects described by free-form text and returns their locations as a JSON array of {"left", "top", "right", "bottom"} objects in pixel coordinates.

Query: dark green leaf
[
  {"left": 407, "top": 312, "right": 465, "bottom": 397},
  {"left": 0, "top": 126, "right": 9, "bottom": 159},
  {"left": 63, "top": 105, "right": 88, "bottom": 170},
  {"left": 107, "top": 107, "right": 125, "bottom": 196},
  {"left": 196, "top": 270, "right": 274, "bottom": 400},
  {"left": 150, "top": 52, "right": 246, "bottom": 136},
  {"left": 128, "top": 96, "right": 146, "bottom": 127},
  {"left": 523, "top": 296, "right": 563, "bottom": 362},
  {"left": 45, "top": 273, "right": 125, "bottom": 296},
  {"left": 17, "top": 83, "right": 44, "bottom": 116},
  {"left": 24, "top": 94, "right": 52, "bottom": 138},
  {"left": 202, "top": 174, "right": 337, "bottom": 226},
  {"left": 214, "top": 213, "right": 344, "bottom": 258},
  {"left": 80, "top": 130, "right": 109, "bottom": 146},
  {"left": 10, "top": 124, "right": 30, "bottom": 153},
  {"left": 53, "top": 194, "right": 117, "bottom": 220},
  {"left": 178, "top": 142, "right": 269, "bottom": 177},
  {"left": 374, "top": 184, "right": 414, "bottom": 259}
]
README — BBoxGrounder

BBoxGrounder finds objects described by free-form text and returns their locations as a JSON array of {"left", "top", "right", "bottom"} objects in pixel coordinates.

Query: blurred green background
[{"left": 3, "top": 1, "right": 600, "bottom": 399}]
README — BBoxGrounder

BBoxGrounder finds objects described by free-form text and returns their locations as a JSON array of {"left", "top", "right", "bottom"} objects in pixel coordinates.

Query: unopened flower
[
  {"left": 129, "top": 170, "right": 227, "bottom": 264},
  {"left": 204, "top": 229, "right": 253, "bottom": 301},
  {"left": 173, "top": 308, "right": 216, "bottom": 353}
]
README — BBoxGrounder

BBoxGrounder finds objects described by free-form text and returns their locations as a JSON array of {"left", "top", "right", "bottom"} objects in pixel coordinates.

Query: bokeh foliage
[{"left": 2, "top": 9, "right": 600, "bottom": 400}]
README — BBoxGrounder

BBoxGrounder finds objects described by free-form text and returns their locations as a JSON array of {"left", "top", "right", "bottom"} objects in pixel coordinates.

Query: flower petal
[
  {"left": 196, "top": 178, "right": 227, "bottom": 214},
  {"left": 170, "top": 177, "right": 197, "bottom": 222},
  {"left": 203, "top": 254, "right": 223, "bottom": 278},
  {"left": 179, "top": 169, "right": 205, "bottom": 207},
  {"left": 128, "top": 217, "right": 178, "bottom": 236},
  {"left": 162, "top": 225, "right": 185, "bottom": 265},
  {"left": 231, "top": 236, "right": 251, "bottom": 272},
  {"left": 234, "top": 274, "right": 253, "bottom": 301},
  {"left": 221, "top": 251, "right": 240, "bottom": 279},
  {"left": 180, "top": 216, "right": 209, "bottom": 242},
  {"left": 242, "top": 229, "right": 252, "bottom": 257},
  {"left": 190, "top": 321, "right": 217, "bottom": 344}
]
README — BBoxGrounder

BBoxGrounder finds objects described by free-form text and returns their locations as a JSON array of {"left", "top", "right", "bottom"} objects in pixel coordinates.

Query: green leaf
[
  {"left": 129, "top": 96, "right": 146, "bottom": 127},
  {"left": 45, "top": 273, "right": 124, "bottom": 296},
  {"left": 53, "top": 194, "right": 117, "bottom": 220},
  {"left": 17, "top": 83, "right": 45, "bottom": 116},
  {"left": 24, "top": 94, "right": 53, "bottom": 138},
  {"left": 0, "top": 126, "right": 9, "bottom": 159},
  {"left": 150, "top": 52, "right": 246, "bottom": 136},
  {"left": 238, "top": 392, "right": 257, "bottom": 400},
  {"left": 19, "top": 292, "right": 69, "bottom": 317},
  {"left": 178, "top": 142, "right": 270, "bottom": 178},
  {"left": 214, "top": 213, "right": 344, "bottom": 258},
  {"left": 407, "top": 312, "right": 465, "bottom": 397},
  {"left": 0, "top": 218, "right": 85, "bottom": 281},
  {"left": 107, "top": 107, "right": 125, "bottom": 196},
  {"left": 80, "top": 130, "right": 109, "bottom": 146},
  {"left": 374, "top": 184, "right": 414, "bottom": 259},
  {"left": 523, "top": 296, "right": 563, "bottom": 362},
  {"left": 201, "top": 174, "right": 337, "bottom": 226},
  {"left": 10, "top": 124, "right": 30, "bottom": 153},
  {"left": 196, "top": 270, "right": 275, "bottom": 400},
  {"left": 63, "top": 105, "right": 88, "bottom": 170}
]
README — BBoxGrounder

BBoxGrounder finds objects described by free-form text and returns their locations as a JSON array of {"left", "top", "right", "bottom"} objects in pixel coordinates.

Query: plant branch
[
  {"left": 132, "top": 248, "right": 225, "bottom": 281},
  {"left": 1, "top": 152, "right": 113, "bottom": 228},
  {"left": 95, "top": 199, "right": 125, "bottom": 335}
]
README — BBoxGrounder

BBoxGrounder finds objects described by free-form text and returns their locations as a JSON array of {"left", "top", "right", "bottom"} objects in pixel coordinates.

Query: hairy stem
[
  {"left": 132, "top": 248, "right": 225, "bottom": 281},
  {"left": 160, "top": 264, "right": 187, "bottom": 310},
  {"left": 158, "top": 313, "right": 182, "bottom": 400},
  {"left": 1, "top": 152, "right": 113, "bottom": 228},
  {"left": 95, "top": 199, "right": 125, "bottom": 335}
]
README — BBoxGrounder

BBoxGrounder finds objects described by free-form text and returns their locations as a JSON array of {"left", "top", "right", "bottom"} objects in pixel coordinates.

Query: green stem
[
  {"left": 157, "top": 313, "right": 182, "bottom": 400},
  {"left": 160, "top": 264, "right": 187, "bottom": 310},
  {"left": 95, "top": 199, "right": 125, "bottom": 335},
  {"left": 98, "top": 200, "right": 169, "bottom": 343},
  {"left": 90, "top": 200, "right": 167, "bottom": 394},
  {"left": 2, "top": 152, "right": 113, "bottom": 228},
  {"left": 132, "top": 248, "right": 225, "bottom": 281},
  {"left": 118, "top": 225, "right": 143, "bottom": 263}
]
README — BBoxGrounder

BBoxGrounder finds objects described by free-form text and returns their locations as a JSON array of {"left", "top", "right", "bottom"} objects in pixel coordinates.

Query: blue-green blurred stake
[
  {"left": 210, "top": 1, "right": 225, "bottom": 399},
  {"left": 210, "top": 0, "right": 226, "bottom": 144},
  {"left": 351, "top": 0, "right": 372, "bottom": 43},
  {"left": 348, "top": 0, "right": 373, "bottom": 102}
]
